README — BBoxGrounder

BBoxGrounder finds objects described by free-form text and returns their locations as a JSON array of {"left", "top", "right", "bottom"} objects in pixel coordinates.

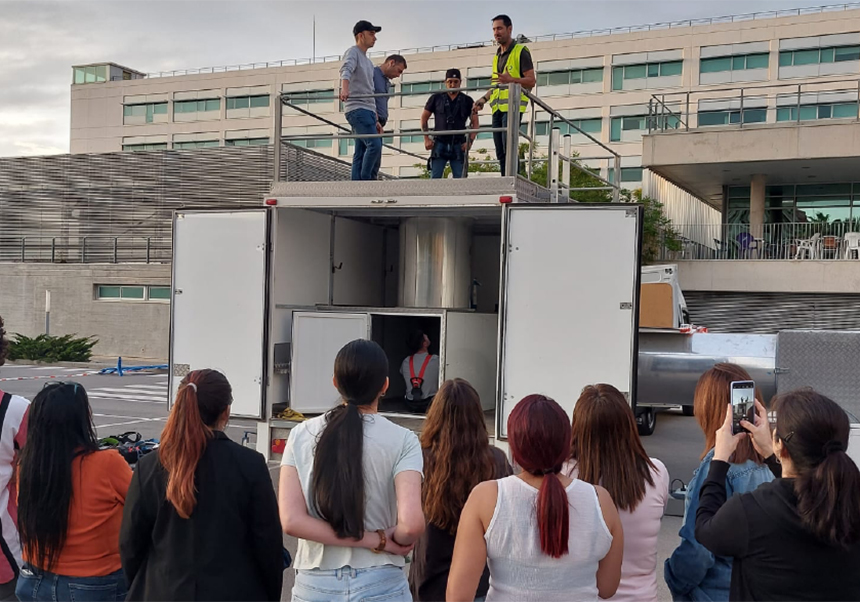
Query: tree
[{"left": 413, "top": 145, "right": 683, "bottom": 263}]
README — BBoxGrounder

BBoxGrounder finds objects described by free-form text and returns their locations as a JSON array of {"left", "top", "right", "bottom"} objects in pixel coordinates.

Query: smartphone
[{"left": 730, "top": 380, "right": 756, "bottom": 435}]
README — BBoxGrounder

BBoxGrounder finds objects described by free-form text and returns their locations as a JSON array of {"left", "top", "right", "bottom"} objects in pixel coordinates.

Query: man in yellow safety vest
[{"left": 473, "top": 14, "right": 536, "bottom": 176}]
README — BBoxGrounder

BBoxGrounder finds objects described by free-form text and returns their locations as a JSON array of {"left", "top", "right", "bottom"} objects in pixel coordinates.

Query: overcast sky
[{"left": 0, "top": 0, "right": 845, "bottom": 157}]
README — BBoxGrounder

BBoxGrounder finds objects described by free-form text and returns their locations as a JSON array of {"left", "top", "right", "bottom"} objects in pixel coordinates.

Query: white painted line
[
  {"left": 96, "top": 418, "right": 159, "bottom": 429},
  {"left": 32, "top": 367, "right": 62, "bottom": 371},
  {"left": 88, "top": 393, "right": 165, "bottom": 404},
  {"left": 147, "top": 375, "right": 169, "bottom": 379},
  {"left": 90, "top": 388, "right": 167, "bottom": 398},
  {"left": 93, "top": 413, "right": 151, "bottom": 420},
  {"left": 122, "top": 385, "right": 169, "bottom": 391}
]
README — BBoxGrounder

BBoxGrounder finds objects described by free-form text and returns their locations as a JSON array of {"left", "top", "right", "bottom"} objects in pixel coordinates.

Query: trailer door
[
  {"left": 497, "top": 205, "right": 642, "bottom": 438},
  {"left": 170, "top": 209, "right": 269, "bottom": 419},
  {"left": 290, "top": 312, "right": 370, "bottom": 413}
]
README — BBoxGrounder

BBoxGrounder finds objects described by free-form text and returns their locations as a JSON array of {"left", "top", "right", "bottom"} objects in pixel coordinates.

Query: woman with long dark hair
[
  {"left": 409, "top": 378, "right": 512, "bottom": 601},
  {"left": 17, "top": 382, "right": 132, "bottom": 602},
  {"left": 279, "top": 339, "right": 424, "bottom": 602},
  {"left": 696, "top": 389, "right": 860, "bottom": 600},
  {"left": 665, "top": 363, "right": 774, "bottom": 602},
  {"left": 564, "top": 384, "right": 669, "bottom": 602},
  {"left": 120, "top": 369, "right": 283, "bottom": 601},
  {"left": 447, "top": 394, "right": 623, "bottom": 602}
]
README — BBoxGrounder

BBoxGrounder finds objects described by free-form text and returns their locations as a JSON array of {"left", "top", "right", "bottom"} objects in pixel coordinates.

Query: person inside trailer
[{"left": 400, "top": 330, "right": 440, "bottom": 413}]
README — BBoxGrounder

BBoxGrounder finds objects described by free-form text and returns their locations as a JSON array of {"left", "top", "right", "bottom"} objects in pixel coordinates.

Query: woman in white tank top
[{"left": 447, "top": 395, "right": 624, "bottom": 602}]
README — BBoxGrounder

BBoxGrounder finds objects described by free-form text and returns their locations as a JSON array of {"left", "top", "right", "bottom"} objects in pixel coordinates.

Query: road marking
[
  {"left": 121, "top": 385, "right": 169, "bottom": 392},
  {"left": 90, "top": 387, "right": 166, "bottom": 398},
  {"left": 147, "top": 375, "right": 169, "bottom": 379},
  {"left": 88, "top": 393, "right": 165, "bottom": 404},
  {"left": 96, "top": 418, "right": 161, "bottom": 429},
  {"left": 93, "top": 413, "right": 152, "bottom": 420}
]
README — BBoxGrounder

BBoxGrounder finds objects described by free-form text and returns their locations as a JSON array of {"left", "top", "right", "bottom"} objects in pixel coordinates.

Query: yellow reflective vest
[{"left": 489, "top": 44, "right": 530, "bottom": 113}]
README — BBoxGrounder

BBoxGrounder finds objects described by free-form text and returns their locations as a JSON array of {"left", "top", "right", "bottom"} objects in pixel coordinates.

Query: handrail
[{"left": 143, "top": 2, "right": 860, "bottom": 79}]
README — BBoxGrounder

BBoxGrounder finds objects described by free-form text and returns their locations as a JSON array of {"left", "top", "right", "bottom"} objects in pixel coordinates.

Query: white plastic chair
[
  {"left": 795, "top": 232, "right": 820, "bottom": 260},
  {"left": 844, "top": 232, "right": 860, "bottom": 259}
]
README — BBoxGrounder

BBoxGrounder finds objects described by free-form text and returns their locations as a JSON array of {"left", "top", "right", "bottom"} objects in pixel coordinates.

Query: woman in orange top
[{"left": 16, "top": 382, "right": 132, "bottom": 602}]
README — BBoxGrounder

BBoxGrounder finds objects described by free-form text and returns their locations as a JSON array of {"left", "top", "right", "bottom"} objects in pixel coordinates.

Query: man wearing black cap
[
  {"left": 340, "top": 20, "right": 383, "bottom": 181},
  {"left": 420, "top": 69, "right": 478, "bottom": 179}
]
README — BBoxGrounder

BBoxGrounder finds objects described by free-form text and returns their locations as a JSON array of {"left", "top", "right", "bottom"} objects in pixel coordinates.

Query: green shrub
[{"left": 8, "top": 333, "right": 98, "bottom": 363}]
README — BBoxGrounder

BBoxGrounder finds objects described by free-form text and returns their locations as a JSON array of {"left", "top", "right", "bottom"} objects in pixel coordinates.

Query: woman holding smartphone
[
  {"left": 696, "top": 389, "right": 860, "bottom": 600},
  {"left": 664, "top": 364, "right": 773, "bottom": 602}
]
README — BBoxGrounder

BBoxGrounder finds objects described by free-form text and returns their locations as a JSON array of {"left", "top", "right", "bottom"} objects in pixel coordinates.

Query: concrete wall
[
  {"left": 0, "top": 263, "right": 170, "bottom": 360},
  {"left": 676, "top": 260, "right": 860, "bottom": 293}
]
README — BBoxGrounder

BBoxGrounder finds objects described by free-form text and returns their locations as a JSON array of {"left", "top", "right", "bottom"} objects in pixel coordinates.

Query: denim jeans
[
  {"left": 345, "top": 109, "right": 382, "bottom": 181},
  {"left": 16, "top": 564, "right": 127, "bottom": 602},
  {"left": 491, "top": 110, "right": 522, "bottom": 176},
  {"left": 292, "top": 565, "right": 410, "bottom": 602},
  {"left": 430, "top": 140, "right": 466, "bottom": 179}
]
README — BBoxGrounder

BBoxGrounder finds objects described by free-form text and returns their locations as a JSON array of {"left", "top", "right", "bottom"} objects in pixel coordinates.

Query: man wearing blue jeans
[
  {"left": 340, "top": 20, "right": 384, "bottom": 181},
  {"left": 421, "top": 69, "right": 477, "bottom": 179}
]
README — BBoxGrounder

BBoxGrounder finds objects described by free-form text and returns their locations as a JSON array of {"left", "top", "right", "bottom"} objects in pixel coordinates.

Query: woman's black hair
[
  {"left": 0, "top": 316, "right": 8, "bottom": 366},
  {"left": 406, "top": 329, "right": 426, "bottom": 355},
  {"left": 311, "top": 339, "right": 388, "bottom": 539},
  {"left": 18, "top": 381, "right": 99, "bottom": 570},
  {"left": 774, "top": 388, "right": 860, "bottom": 548}
]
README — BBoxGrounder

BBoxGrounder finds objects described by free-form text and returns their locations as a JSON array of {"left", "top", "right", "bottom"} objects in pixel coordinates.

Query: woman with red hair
[{"left": 446, "top": 394, "right": 623, "bottom": 602}]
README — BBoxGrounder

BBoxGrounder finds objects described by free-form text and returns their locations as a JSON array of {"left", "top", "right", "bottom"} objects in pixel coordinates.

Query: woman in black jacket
[
  {"left": 695, "top": 388, "right": 860, "bottom": 601},
  {"left": 120, "top": 369, "right": 283, "bottom": 601}
]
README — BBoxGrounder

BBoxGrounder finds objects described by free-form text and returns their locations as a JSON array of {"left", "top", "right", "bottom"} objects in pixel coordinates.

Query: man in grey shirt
[{"left": 340, "top": 20, "right": 383, "bottom": 181}]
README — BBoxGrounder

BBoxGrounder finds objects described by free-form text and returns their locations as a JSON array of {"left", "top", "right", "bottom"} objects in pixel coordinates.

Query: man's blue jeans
[
  {"left": 430, "top": 140, "right": 466, "bottom": 179},
  {"left": 345, "top": 109, "right": 382, "bottom": 181}
]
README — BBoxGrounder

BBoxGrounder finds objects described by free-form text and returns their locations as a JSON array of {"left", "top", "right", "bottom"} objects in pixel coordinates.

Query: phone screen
[{"left": 731, "top": 380, "right": 755, "bottom": 435}]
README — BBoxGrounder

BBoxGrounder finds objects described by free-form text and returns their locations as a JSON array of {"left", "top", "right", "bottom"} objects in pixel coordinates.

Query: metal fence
[
  {"left": 0, "top": 236, "right": 172, "bottom": 264},
  {"left": 144, "top": 2, "right": 860, "bottom": 78},
  {"left": 658, "top": 222, "right": 860, "bottom": 260}
]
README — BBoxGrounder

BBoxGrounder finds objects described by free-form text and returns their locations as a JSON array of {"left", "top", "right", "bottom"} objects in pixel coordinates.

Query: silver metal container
[{"left": 399, "top": 217, "right": 472, "bottom": 308}]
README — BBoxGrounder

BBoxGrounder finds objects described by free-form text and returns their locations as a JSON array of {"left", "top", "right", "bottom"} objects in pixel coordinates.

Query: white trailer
[{"left": 168, "top": 177, "right": 643, "bottom": 458}]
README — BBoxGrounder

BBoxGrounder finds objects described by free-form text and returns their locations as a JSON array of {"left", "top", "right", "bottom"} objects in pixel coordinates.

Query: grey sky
[{"left": 0, "top": 0, "right": 846, "bottom": 157}]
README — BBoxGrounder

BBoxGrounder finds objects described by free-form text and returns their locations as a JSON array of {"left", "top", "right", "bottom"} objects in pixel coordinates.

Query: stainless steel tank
[{"left": 399, "top": 217, "right": 472, "bottom": 308}]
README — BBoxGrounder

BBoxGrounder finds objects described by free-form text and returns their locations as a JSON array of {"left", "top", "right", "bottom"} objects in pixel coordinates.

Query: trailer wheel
[
  {"left": 637, "top": 408, "right": 657, "bottom": 437},
  {"left": 682, "top": 405, "right": 694, "bottom": 417}
]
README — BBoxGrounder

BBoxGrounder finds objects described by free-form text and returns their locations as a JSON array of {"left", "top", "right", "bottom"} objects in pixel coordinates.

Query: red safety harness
[{"left": 409, "top": 354, "right": 433, "bottom": 399}]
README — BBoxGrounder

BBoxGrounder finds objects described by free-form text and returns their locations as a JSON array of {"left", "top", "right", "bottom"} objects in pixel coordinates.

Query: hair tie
[
  {"left": 822, "top": 440, "right": 845, "bottom": 457},
  {"left": 530, "top": 467, "right": 560, "bottom": 477},
  {"left": 187, "top": 383, "right": 197, "bottom": 392}
]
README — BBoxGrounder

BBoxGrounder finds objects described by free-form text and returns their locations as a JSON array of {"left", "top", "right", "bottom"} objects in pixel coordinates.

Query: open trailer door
[
  {"left": 497, "top": 204, "right": 642, "bottom": 438},
  {"left": 170, "top": 209, "right": 269, "bottom": 419}
]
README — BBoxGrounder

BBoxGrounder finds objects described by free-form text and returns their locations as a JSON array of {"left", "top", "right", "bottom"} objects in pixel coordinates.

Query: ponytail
[
  {"left": 312, "top": 403, "right": 366, "bottom": 539},
  {"left": 536, "top": 469, "right": 570, "bottom": 558},
  {"left": 774, "top": 389, "right": 860, "bottom": 548},
  {"left": 508, "top": 394, "right": 572, "bottom": 558},
  {"left": 795, "top": 446, "right": 860, "bottom": 548},
  {"left": 159, "top": 370, "right": 232, "bottom": 519}
]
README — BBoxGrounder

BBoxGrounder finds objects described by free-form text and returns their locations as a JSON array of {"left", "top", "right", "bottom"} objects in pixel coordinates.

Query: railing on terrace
[
  {"left": 658, "top": 222, "right": 860, "bottom": 261},
  {"left": 143, "top": 3, "right": 860, "bottom": 78},
  {"left": 0, "top": 237, "right": 172, "bottom": 264},
  {"left": 648, "top": 77, "right": 860, "bottom": 132}
]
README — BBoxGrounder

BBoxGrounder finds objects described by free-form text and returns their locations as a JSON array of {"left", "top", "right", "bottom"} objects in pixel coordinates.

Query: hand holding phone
[{"left": 730, "top": 380, "right": 756, "bottom": 435}]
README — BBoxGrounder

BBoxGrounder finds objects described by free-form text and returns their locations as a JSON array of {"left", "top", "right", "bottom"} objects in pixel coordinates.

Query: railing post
[
  {"left": 612, "top": 154, "right": 621, "bottom": 203},
  {"left": 648, "top": 99, "right": 654, "bottom": 133},
  {"left": 685, "top": 91, "right": 691, "bottom": 130},
  {"left": 146, "top": 237, "right": 151, "bottom": 264},
  {"left": 796, "top": 84, "right": 802, "bottom": 124},
  {"left": 546, "top": 113, "right": 555, "bottom": 184},
  {"left": 273, "top": 93, "right": 283, "bottom": 182},
  {"left": 527, "top": 100, "right": 536, "bottom": 180},
  {"left": 504, "top": 83, "right": 521, "bottom": 177},
  {"left": 549, "top": 128, "right": 560, "bottom": 203},
  {"left": 113, "top": 237, "right": 118, "bottom": 263},
  {"left": 856, "top": 79, "right": 859, "bottom": 120},
  {"left": 739, "top": 87, "right": 745, "bottom": 128},
  {"left": 561, "top": 135, "right": 571, "bottom": 202},
  {"left": 51, "top": 238, "right": 56, "bottom": 263}
]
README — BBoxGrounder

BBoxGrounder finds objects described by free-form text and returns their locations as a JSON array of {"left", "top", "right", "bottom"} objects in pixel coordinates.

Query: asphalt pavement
[{"left": 0, "top": 361, "right": 698, "bottom": 601}]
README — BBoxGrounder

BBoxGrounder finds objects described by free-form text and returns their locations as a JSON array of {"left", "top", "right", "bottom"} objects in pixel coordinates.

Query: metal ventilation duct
[{"left": 398, "top": 217, "right": 472, "bottom": 308}]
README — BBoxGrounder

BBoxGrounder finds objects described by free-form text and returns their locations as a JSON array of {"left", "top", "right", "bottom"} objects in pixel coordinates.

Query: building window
[
  {"left": 338, "top": 133, "right": 394, "bottom": 155},
  {"left": 610, "top": 114, "right": 679, "bottom": 141},
  {"left": 537, "top": 67, "right": 603, "bottom": 87},
  {"left": 779, "top": 45, "right": 860, "bottom": 67},
  {"left": 607, "top": 167, "right": 644, "bottom": 183},
  {"left": 97, "top": 285, "right": 170, "bottom": 302},
  {"left": 73, "top": 65, "right": 108, "bottom": 84},
  {"left": 700, "top": 53, "right": 769, "bottom": 74},
  {"left": 123, "top": 102, "right": 168, "bottom": 124},
  {"left": 292, "top": 138, "right": 333, "bottom": 149},
  {"left": 469, "top": 77, "right": 493, "bottom": 88},
  {"left": 534, "top": 118, "right": 602, "bottom": 136},
  {"left": 612, "top": 61, "right": 682, "bottom": 90},
  {"left": 399, "top": 129, "right": 427, "bottom": 144},
  {"left": 122, "top": 143, "right": 169, "bottom": 151},
  {"left": 173, "top": 140, "right": 220, "bottom": 149},
  {"left": 401, "top": 81, "right": 444, "bottom": 95},
  {"left": 225, "top": 138, "right": 270, "bottom": 146},
  {"left": 776, "top": 103, "right": 859, "bottom": 122},
  {"left": 174, "top": 99, "right": 220, "bottom": 114},
  {"left": 226, "top": 95, "right": 270, "bottom": 109},
  {"left": 285, "top": 89, "right": 336, "bottom": 107},
  {"left": 727, "top": 183, "right": 859, "bottom": 224},
  {"left": 697, "top": 108, "right": 767, "bottom": 126}
]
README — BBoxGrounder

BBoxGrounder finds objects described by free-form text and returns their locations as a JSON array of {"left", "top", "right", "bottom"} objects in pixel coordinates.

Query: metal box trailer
[{"left": 168, "top": 178, "right": 643, "bottom": 457}]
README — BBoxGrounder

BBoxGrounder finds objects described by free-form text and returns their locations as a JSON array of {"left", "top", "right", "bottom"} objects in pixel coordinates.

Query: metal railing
[
  {"left": 657, "top": 222, "right": 860, "bottom": 260},
  {"left": 648, "top": 77, "right": 860, "bottom": 132},
  {"left": 144, "top": 3, "right": 860, "bottom": 78},
  {"left": 0, "top": 237, "right": 172, "bottom": 264},
  {"left": 275, "top": 83, "right": 623, "bottom": 201}
]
